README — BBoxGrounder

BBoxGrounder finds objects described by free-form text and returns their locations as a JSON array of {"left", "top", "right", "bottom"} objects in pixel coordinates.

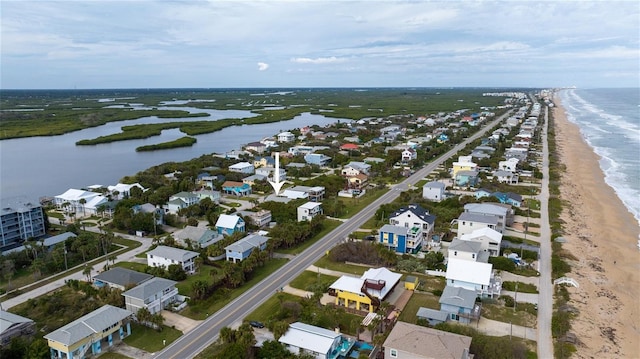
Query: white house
[
  {"left": 281, "top": 186, "right": 325, "bottom": 202},
  {"left": 494, "top": 170, "right": 519, "bottom": 184},
  {"left": 459, "top": 227, "right": 503, "bottom": 256},
  {"left": 341, "top": 161, "right": 371, "bottom": 176},
  {"left": 164, "top": 191, "right": 201, "bottom": 214},
  {"left": 422, "top": 181, "right": 446, "bottom": 202},
  {"left": 54, "top": 189, "right": 104, "bottom": 214},
  {"left": 498, "top": 158, "right": 519, "bottom": 172},
  {"left": 297, "top": 202, "right": 323, "bottom": 222},
  {"left": 279, "top": 322, "right": 350, "bottom": 359},
  {"left": 456, "top": 212, "right": 501, "bottom": 237},
  {"left": 447, "top": 239, "right": 484, "bottom": 262},
  {"left": 401, "top": 148, "right": 417, "bottom": 162},
  {"left": 122, "top": 277, "right": 179, "bottom": 315},
  {"left": 446, "top": 258, "right": 501, "bottom": 297},
  {"left": 464, "top": 202, "right": 513, "bottom": 229},
  {"left": 107, "top": 183, "right": 146, "bottom": 199},
  {"left": 255, "top": 167, "right": 286, "bottom": 182},
  {"left": 277, "top": 131, "right": 295, "bottom": 142},
  {"left": 146, "top": 245, "right": 199, "bottom": 273},
  {"left": 228, "top": 162, "right": 255, "bottom": 174},
  {"left": 389, "top": 204, "right": 436, "bottom": 240}
]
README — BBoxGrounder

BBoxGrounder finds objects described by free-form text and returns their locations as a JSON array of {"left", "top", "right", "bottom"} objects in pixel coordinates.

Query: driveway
[
  {"left": 161, "top": 310, "right": 202, "bottom": 334},
  {"left": 501, "top": 290, "right": 539, "bottom": 304}
]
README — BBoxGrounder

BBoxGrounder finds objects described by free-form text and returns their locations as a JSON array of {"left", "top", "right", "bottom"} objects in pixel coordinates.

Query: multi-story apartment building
[{"left": 0, "top": 198, "right": 46, "bottom": 250}]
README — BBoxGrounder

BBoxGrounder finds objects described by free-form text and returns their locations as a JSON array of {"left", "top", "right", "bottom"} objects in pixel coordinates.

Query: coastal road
[
  {"left": 536, "top": 105, "right": 553, "bottom": 358},
  {"left": 156, "top": 110, "right": 513, "bottom": 359}
]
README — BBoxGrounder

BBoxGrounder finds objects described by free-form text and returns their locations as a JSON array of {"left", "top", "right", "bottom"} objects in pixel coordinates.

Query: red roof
[{"left": 340, "top": 143, "right": 359, "bottom": 150}]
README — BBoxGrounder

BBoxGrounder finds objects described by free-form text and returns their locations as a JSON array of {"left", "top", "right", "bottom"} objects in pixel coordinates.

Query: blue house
[
  {"left": 304, "top": 153, "right": 331, "bottom": 166},
  {"left": 222, "top": 181, "right": 252, "bottom": 197},
  {"left": 379, "top": 224, "right": 423, "bottom": 254},
  {"left": 455, "top": 170, "right": 479, "bottom": 187},
  {"left": 215, "top": 214, "right": 245, "bottom": 236},
  {"left": 474, "top": 188, "right": 493, "bottom": 199},
  {"left": 493, "top": 192, "right": 523, "bottom": 207},
  {"left": 439, "top": 285, "right": 480, "bottom": 324},
  {"left": 225, "top": 233, "right": 268, "bottom": 263}
]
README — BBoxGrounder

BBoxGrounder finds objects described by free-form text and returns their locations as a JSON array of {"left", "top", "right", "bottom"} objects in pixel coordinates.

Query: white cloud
[
  {"left": 257, "top": 62, "right": 269, "bottom": 71},
  {"left": 291, "top": 57, "right": 345, "bottom": 64}
]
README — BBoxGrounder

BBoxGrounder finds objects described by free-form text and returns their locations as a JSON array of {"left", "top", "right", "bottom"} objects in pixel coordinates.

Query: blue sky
[{"left": 1, "top": 1, "right": 638, "bottom": 89}]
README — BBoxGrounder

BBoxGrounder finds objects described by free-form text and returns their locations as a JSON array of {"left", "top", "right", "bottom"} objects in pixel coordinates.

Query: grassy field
[
  {"left": 245, "top": 292, "right": 300, "bottom": 324},
  {"left": 502, "top": 281, "right": 538, "bottom": 293},
  {"left": 288, "top": 271, "right": 338, "bottom": 292},
  {"left": 313, "top": 256, "right": 369, "bottom": 276},
  {"left": 481, "top": 302, "right": 537, "bottom": 328},
  {"left": 397, "top": 292, "right": 440, "bottom": 324},
  {"left": 123, "top": 323, "right": 182, "bottom": 352},
  {"left": 404, "top": 273, "right": 447, "bottom": 292},
  {"left": 97, "top": 353, "right": 132, "bottom": 359},
  {"left": 276, "top": 219, "right": 342, "bottom": 255},
  {"left": 113, "top": 261, "right": 148, "bottom": 273}
]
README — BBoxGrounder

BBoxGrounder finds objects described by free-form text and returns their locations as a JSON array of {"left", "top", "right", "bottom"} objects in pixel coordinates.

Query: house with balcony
[
  {"left": 383, "top": 321, "right": 472, "bottom": 359},
  {"left": 389, "top": 204, "right": 436, "bottom": 241},
  {"left": 345, "top": 173, "right": 368, "bottom": 191},
  {"left": 494, "top": 170, "right": 519, "bottom": 184},
  {"left": 277, "top": 131, "right": 295, "bottom": 142},
  {"left": 222, "top": 181, "right": 252, "bottom": 197},
  {"left": 448, "top": 239, "right": 487, "bottom": 262},
  {"left": 239, "top": 209, "right": 272, "bottom": 228},
  {"left": 281, "top": 186, "right": 325, "bottom": 202},
  {"left": 422, "top": 181, "right": 446, "bottom": 202},
  {"left": 252, "top": 156, "right": 274, "bottom": 168},
  {"left": 279, "top": 322, "right": 356, "bottom": 359},
  {"left": 245, "top": 141, "right": 267, "bottom": 154},
  {"left": 455, "top": 212, "right": 501, "bottom": 237},
  {"left": 225, "top": 233, "right": 269, "bottom": 263},
  {"left": 147, "top": 245, "right": 199, "bottom": 273},
  {"left": 164, "top": 191, "right": 201, "bottom": 214},
  {"left": 459, "top": 227, "right": 503, "bottom": 256},
  {"left": 442, "top": 285, "right": 481, "bottom": 324},
  {"left": 215, "top": 214, "right": 245, "bottom": 236},
  {"left": 54, "top": 189, "right": 104, "bottom": 215},
  {"left": 446, "top": 258, "right": 501, "bottom": 298},
  {"left": 93, "top": 267, "right": 152, "bottom": 291},
  {"left": 0, "top": 198, "right": 46, "bottom": 250},
  {"left": 341, "top": 161, "right": 371, "bottom": 176},
  {"left": 378, "top": 224, "right": 423, "bottom": 254},
  {"left": 328, "top": 267, "right": 401, "bottom": 313},
  {"left": 454, "top": 170, "right": 480, "bottom": 188},
  {"left": 401, "top": 148, "right": 417, "bottom": 162},
  {"left": 304, "top": 153, "right": 331, "bottom": 166},
  {"left": 464, "top": 202, "right": 513, "bottom": 230},
  {"left": 107, "top": 183, "right": 146, "bottom": 199},
  {"left": 228, "top": 162, "right": 255, "bottom": 174},
  {"left": 122, "top": 277, "right": 179, "bottom": 315},
  {"left": 297, "top": 202, "right": 323, "bottom": 222},
  {"left": 172, "top": 225, "right": 222, "bottom": 249},
  {"left": 255, "top": 167, "right": 286, "bottom": 182},
  {"left": 452, "top": 155, "right": 478, "bottom": 178},
  {"left": 44, "top": 305, "right": 133, "bottom": 359}
]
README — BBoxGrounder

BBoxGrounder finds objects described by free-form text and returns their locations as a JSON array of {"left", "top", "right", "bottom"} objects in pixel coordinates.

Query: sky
[{"left": 1, "top": 1, "right": 639, "bottom": 89}]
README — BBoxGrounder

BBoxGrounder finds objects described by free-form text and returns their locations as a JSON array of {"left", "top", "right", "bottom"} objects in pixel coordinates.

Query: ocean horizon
[{"left": 557, "top": 88, "right": 640, "bottom": 247}]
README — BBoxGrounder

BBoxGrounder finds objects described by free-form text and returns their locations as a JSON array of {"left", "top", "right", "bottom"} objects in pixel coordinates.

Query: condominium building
[{"left": 0, "top": 198, "right": 45, "bottom": 250}]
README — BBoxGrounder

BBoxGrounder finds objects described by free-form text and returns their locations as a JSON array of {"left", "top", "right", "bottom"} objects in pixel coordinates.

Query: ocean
[{"left": 557, "top": 88, "right": 640, "bottom": 246}]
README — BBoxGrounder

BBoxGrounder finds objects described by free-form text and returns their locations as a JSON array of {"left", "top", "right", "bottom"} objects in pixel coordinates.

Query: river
[{"left": 0, "top": 108, "right": 349, "bottom": 200}]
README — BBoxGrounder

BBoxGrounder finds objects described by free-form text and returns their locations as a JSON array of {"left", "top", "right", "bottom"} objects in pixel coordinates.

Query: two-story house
[
  {"left": 383, "top": 321, "right": 472, "bottom": 359},
  {"left": 328, "top": 267, "right": 401, "bottom": 313},
  {"left": 281, "top": 186, "right": 325, "bottom": 202},
  {"left": 239, "top": 209, "right": 272, "bottom": 228},
  {"left": 304, "top": 153, "right": 331, "bottom": 166},
  {"left": 225, "top": 233, "right": 269, "bottom": 263},
  {"left": 215, "top": 214, "right": 246, "bottom": 235},
  {"left": 277, "top": 131, "right": 295, "bottom": 142},
  {"left": 228, "top": 162, "right": 255, "bottom": 174},
  {"left": 459, "top": 227, "right": 503, "bottom": 256},
  {"left": 422, "top": 181, "right": 446, "bottom": 202},
  {"left": 445, "top": 258, "right": 501, "bottom": 298},
  {"left": 222, "top": 181, "right": 252, "bottom": 197},
  {"left": 297, "top": 202, "right": 323, "bottom": 222},
  {"left": 122, "top": 277, "right": 179, "bottom": 315},
  {"left": 147, "top": 245, "right": 199, "bottom": 273},
  {"left": 341, "top": 161, "right": 371, "bottom": 176},
  {"left": 452, "top": 155, "right": 478, "bottom": 178},
  {"left": 389, "top": 204, "right": 436, "bottom": 241},
  {"left": 378, "top": 224, "right": 422, "bottom": 254},
  {"left": 401, "top": 148, "right": 417, "bottom": 162}
]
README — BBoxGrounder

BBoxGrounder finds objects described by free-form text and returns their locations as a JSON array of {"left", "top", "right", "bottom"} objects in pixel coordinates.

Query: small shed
[{"left": 404, "top": 275, "right": 419, "bottom": 291}]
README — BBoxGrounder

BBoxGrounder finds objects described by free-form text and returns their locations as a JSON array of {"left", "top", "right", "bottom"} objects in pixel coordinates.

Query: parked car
[{"left": 249, "top": 321, "right": 265, "bottom": 328}]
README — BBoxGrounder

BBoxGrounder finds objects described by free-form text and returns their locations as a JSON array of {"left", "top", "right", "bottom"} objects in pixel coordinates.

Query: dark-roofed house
[
  {"left": 383, "top": 321, "right": 472, "bottom": 359},
  {"left": 147, "top": 245, "right": 199, "bottom": 273},
  {"left": 389, "top": 203, "right": 436, "bottom": 241},
  {"left": 122, "top": 277, "right": 178, "bottom": 315},
  {"left": 1, "top": 310, "right": 35, "bottom": 346},
  {"left": 44, "top": 305, "right": 133, "bottom": 359},
  {"left": 93, "top": 267, "right": 153, "bottom": 291}
]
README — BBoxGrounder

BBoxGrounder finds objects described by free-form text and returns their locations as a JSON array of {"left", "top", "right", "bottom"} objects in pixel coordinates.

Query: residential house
[
  {"left": 173, "top": 225, "right": 222, "bottom": 248},
  {"left": 221, "top": 181, "right": 252, "bottom": 197},
  {"left": 255, "top": 167, "right": 286, "bottom": 182},
  {"left": 340, "top": 143, "right": 359, "bottom": 151},
  {"left": 297, "top": 202, "right": 323, "bottom": 222},
  {"left": 279, "top": 322, "right": 354, "bottom": 359},
  {"left": 498, "top": 158, "right": 519, "bottom": 172},
  {"left": 194, "top": 190, "right": 221, "bottom": 204},
  {"left": 132, "top": 203, "right": 164, "bottom": 225},
  {"left": 42, "top": 232, "right": 76, "bottom": 251},
  {"left": 228, "top": 162, "right": 255, "bottom": 174},
  {"left": 0, "top": 198, "right": 46, "bottom": 249},
  {"left": 253, "top": 156, "right": 275, "bottom": 169},
  {"left": 107, "top": 183, "right": 146, "bottom": 199},
  {"left": 199, "top": 174, "right": 225, "bottom": 189},
  {"left": 225, "top": 233, "right": 269, "bottom": 263},
  {"left": 328, "top": 268, "right": 402, "bottom": 313},
  {"left": 416, "top": 307, "right": 449, "bottom": 326},
  {"left": 245, "top": 141, "right": 267, "bottom": 154},
  {"left": 304, "top": 153, "right": 331, "bottom": 166},
  {"left": 464, "top": 202, "right": 514, "bottom": 229},
  {"left": 0, "top": 311, "right": 35, "bottom": 346},
  {"left": 474, "top": 188, "right": 493, "bottom": 199},
  {"left": 215, "top": 214, "right": 246, "bottom": 236},
  {"left": 401, "top": 148, "right": 417, "bottom": 162},
  {"left": 456, "top": 212, "right": 500, "bottom": 237},
  {"left": 168, "top": 191, "right": 200, "bottom": 210},
  {"left": 494, "top": 170, "right": 519, "bottom": 184},
  {"left": 341, "top": 161, "right": 371, "bottom": 176},
  {"left": 93, "top": 267, "right": 152, "bottom": 291},
  {"left": 277, "top": 131, "right": 295, "bottom": 142},
  {"left": 288, "top": 145, "right": 315, "bottom": 156},
  {"left": 454, "top": 170, "right": 479, "bottom": 188},
  {"left": 242, "top": 174, "right": 267, "bottom": 185},
  {"left": 239, "top": 209, "right": 272, "bottom": 228},
  {"left": 54, "top": 189, "right": 104, "bottom": 214},
  {"left": 147, "top": 245, "right": 199, "bottom": 273},
  {"left": 345, "top": 173, "right": 368, "bottom": 191},
  {"left": 389, "top": 204, "right": 436, "bottom": 241},
  {"left": 446, "top": 258, "right": 501, "bottom": 298},
  {"left": 439, "top": 286, "right": 481, "bottom": 324},
  {"left": 122, "top": 277, "right": 179, "bottom": 315},
  {"left": 493, "top": 192, "right": 523, "bottom": 207},
  {"left": 44, "top": 305, "right": 133, "bottom": 359},
  {"left": 383, "top": 321, "right": 472, "bottom": 359},
  {"left": 281, "top": 186, "right": 325, "bottom": 202},
  {"left": 447, "top": 239, "right": 485, "bottom": 262},
  {"left": 422, "top": 181, "right": 446, "bottom": 202},
  {"left": 459, "top": 227, "right": 503, "bottom": 256},
  {"left": 378, "top": 224, "right": 422, "bottom": 254},
  {"left": 452, "top": 155, "right": 478, "bottom": 178}
]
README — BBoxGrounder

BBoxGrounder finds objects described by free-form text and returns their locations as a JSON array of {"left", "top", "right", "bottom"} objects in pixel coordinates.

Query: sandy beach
[{"left": 553, "top": 94, "right": 640, "bottom": 358}]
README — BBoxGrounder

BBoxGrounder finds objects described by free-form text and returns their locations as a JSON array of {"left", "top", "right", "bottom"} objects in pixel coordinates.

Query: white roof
[
  {"left": 85, "top": 195, "right": 108, "bottom": 209},
  {"left": 278, "top": 322, "right": 339, "bottom": 355},
  {"left": 299, "top": 202, "right": 321, "bottom": 210},
  {"left": 55, "top": 189, "right": 101, "bottom": 202},
  {"left": 107, "top": 182, "right": 145, "bottom": 193},
  {"left": 329, "top": 275, "right": 364, "bottom": 293},
  {"left": 147, "top": 245, "right": 198, "bottom": 262},
  {"left": 460, "top": 227, "right": 502, "bottom": 242},
  {"left": 216, "top": 214, "right": 241, "bottom": 229},
  {"left": 446, "top": 258, "right": 492, "bottom": 286},
  {"left": 229, "top": 162, "right": 253, "bottom": 169},
  {"left": 329, "top": 267, "right": 401, "bottom": 300}
]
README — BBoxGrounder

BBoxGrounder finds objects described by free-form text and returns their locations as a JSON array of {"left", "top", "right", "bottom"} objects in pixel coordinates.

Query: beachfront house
[
  {"left": 383, "top": 321, "right": 472, "bottom": 359},
  {"left": 464, "top": 202, "right": 514, "bottom": 229},
  {"left": 44, "top": 305, "right": 133, "bottom": 359},
  {"left": 446, "top": 258, "right": 501, "bottom": 298}
]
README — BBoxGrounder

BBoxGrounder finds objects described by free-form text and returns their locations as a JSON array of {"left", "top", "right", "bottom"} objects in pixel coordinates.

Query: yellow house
[
  {"left": 328, "top": 267, "right": 402, "bottom": 313},
  {"left": 452, "top": 155, "right": 478, "bottom": 178},
  {"left": 44, "top": 305, "right": 132, "bottom": 359},
  {"left": 404, "top": 276, "right": 419, "bottom": 291}
]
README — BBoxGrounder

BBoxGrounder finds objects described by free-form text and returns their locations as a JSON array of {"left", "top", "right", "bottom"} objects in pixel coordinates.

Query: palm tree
[
  {"left": 82, "top": 265, "right": 93, "bottom": 281},
  {"left": 79, "top": 198, "right": 87, "bottom": 217},
  {"left": 2, "top": 259, "right": 15, "bottom": 291}
]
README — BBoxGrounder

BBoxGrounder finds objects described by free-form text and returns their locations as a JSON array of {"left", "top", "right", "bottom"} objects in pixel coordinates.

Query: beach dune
[{"left": 553, "top": 95, "right": 640, "bottom": 358}]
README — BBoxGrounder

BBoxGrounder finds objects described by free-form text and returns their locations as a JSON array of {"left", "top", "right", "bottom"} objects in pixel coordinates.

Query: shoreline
[{"left": 553, "top": 94, "right": 640, "bottom": 358}]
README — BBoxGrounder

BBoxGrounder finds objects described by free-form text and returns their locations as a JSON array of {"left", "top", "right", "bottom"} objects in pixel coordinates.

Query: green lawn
[
  {"left": 502, "top": 281, "right": 538, "bottom": 293},
  {"left": 337, "top": 188, "right": 389, "bottom": 219},
  {"left": 288, "top": 271, "right": 338, "bottom": 292},
  {"left": 397, "top": 292, "right": 440, "bottom": 324},
  {"left": 481, "top": 302, "right": 537, "bottom": 328},
  {"left": 313, "top": 256, "right": 368, "bottom": 276},
  {"left": 276, "top": 219, "right": 342, "bottom": 255},
  {"left": 245, "top": 292, "right": 300, "bottom": 323},
  {"left": 181, "top": 258, "right": 288, "bottom": 320},
  {"left": 403, "top": 274, "right": 447, "bottom": 292},
  {"left": 96, "top": 353, "right": 131, "bottom": 359},
  {"left": 175, "top": 264, "right": 218, "bottom": 296},
  {"left": 123, "top": 323, "right": 182, "bottom": 352},
  {"left": 113, "top": 261, "right": 148, "bottom": 273}
]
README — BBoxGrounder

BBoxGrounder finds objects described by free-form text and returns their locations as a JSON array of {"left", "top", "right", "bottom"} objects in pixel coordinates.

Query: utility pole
[{"left": 64, "top": 244, "right": 68, "bottom": 271}]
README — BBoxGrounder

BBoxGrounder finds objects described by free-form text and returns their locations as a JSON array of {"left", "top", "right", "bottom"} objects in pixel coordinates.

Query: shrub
[{"left": 488, "top": 256, "right": 516, "bottom": 271}]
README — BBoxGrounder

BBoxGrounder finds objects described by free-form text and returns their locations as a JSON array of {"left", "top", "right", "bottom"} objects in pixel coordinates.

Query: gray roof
[
  {"left": 464, "top": 203, "right": 509, "bottom": 217},
  {"left": 44, "top": 305, "right": 132, "bottom": 346},
  {"left": 423, "top": 181, "right": 446, "bottom": 189},
  {"left": 458, "top": 212, "right": 499, "bottom": 225},
  {"left": 416, "top": 307, "right": 449, "bottom": 322},
  {"left": 225, "top": 234, "right": 268, "bottom": 253},
  {"left": 122, "top": 277, "right": 177, "bottom": 301},
  {"left": 383, "top": 321, "right": 472, "bottom": 359},
  {"left": 147, "top": 245, "right": 198, "bottom": 262},
  {"left": 448, "top": 239, "right": 482, "bottom": 254},
  {"left": 43, "top": 232, "right": 76, "bottom": 247},
  {"left": 439, "top": 285, "right": 477, "bottom": 309},
  {"left": 380, "top": 224, "right": 407, "bottom": 236},
  {"left": 1, "top": 310, "right": 33, "bottom": 334},
  {"left": 93, "top": 267, "right": 152, "bottom": 288}
]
